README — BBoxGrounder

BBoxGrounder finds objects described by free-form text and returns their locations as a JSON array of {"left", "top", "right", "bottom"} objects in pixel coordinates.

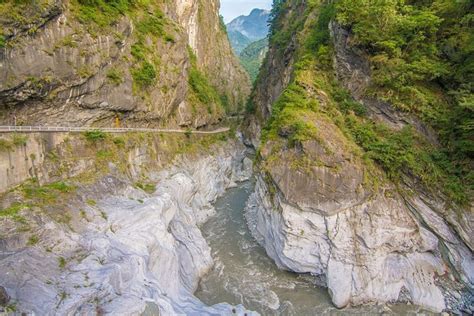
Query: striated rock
[
  {"left": 245, "top": 175, "right": 462, "bottom": 312},
  {"left": 0, "top": 141, "right": 257, "bottom": 315},
  {"left": 261, "top": 116, "right": 371, "bottom": 216},
  {"left": 0, "top": 0, "right": 250, "bottom": 127}
]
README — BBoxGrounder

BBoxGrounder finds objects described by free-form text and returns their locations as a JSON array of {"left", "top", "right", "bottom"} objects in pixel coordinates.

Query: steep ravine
[
  {"left": 1, "top": 0, "right": 473, "bottom": 315},
  {"left": 243, "top": 0, "right": 473, "bottom": 314},
  {"left": 195, "top": 179, "right": 437, "bottom": 315}
]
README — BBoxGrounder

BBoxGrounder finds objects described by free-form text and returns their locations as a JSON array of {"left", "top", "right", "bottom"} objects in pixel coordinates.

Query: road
[{"left": 0, "top": 126, "right": 230, "bottom": 134}]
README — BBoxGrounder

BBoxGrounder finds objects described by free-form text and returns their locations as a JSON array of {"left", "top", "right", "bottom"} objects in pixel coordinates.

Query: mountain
[
  {"left": 239, "top": 38, "right": 269, "bottom": 82},
  {"left": 0, "top": 0, "right": 250, "bottom": 128},
  {"left": 245, "top": 0, "right": 473, "bottom": 313},
  {"left": 227, "top": 8, "right": 270, "bottom": 41},
  {"left": 227, "top": 30, "right": 252, "bottom": 55},
  {"left": 0, "top": 1, "right": 252, "bottom": 313},
  {"left": 226, "top": 8, "right": 270, "bottom": 54}
]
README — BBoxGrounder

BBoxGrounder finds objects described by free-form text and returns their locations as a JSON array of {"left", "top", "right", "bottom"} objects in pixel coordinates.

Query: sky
[{"left": 220, "top": 0, "right": 273, "bottom": 23}]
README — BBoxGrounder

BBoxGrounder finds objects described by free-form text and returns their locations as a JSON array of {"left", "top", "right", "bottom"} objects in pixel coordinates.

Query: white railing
[{"left": 0, "top": 126, "right": 230, "bottom": 134}]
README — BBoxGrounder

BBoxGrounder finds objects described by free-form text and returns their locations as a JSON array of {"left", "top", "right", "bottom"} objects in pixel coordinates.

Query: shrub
[
  {"left": 263, "top": 82, "right": 320, "bottom": 147},
  {"left": 306, "top": 2, "right": 335, "bottom": 51},
  {"left": 27, "top": 235, "right": 39, "bottom": 246},
  {"left": 131, "top": 43, "right": 146, "bottom": 60},
  {"left": 335, "top": 0, "right": 451, "bottom": 114},
  {"left": 77, "top": 66, "right": 93, "bottom": 78},
  {"left": 112, "top": 136, "right": 125, "bottom": 146},
  {"left": 219, "top": 14, "right": 226, "bottom": 33},
  {"left": 58, "top": 256, "right": 66, "bottom": 269},
  {"left": 84, "top": 130, "right": 106, "bottom": 142},
  {"left": 189, "top": 67, "right": 219, "bottom": 104},
  {"left": 132, "top": 61, "right": 156, "bottom": 87},
  {"left": 164, "top": 34, "right": 175, "bottom": 43},
  {"left": 21, "top": 181, "right": 75, "bottom": 205},
  {"left": 245, "top": 99, "right": 256, "bottom": 114},
  {"left": 46, "top": 181, "right": 75, "bottom": 193},
  {"left": 0, "top": 135, "right": 27, "bottom": 151},
  {"left": 76, "top": 0, "right": 134, "bottom": 27},
  {"left": 0, "top": 139, "right": 13, "bottom": 151},
  {"left": 100, "top": 211, "right": 107, "bottom": 220},
  {"left": 136, "top": 10, "right": 165, "bottom": 37},
  {"left": 96, "top": 150, "right": 112, "bottom": 159},
  {"left": 12, "top": 134, "right": 28, "bottom": 146},
  {"left": 344, "top": 114, "right": 467, "bottom": 204},
  {"left": 106, "top": 68, "right": 123, "bottom": 85},
  {"left": 184, "top": 128, "right": 192, "bottom": 138},
  {"left": 22, "top": 184, "right": 56, "bottom": 203}
]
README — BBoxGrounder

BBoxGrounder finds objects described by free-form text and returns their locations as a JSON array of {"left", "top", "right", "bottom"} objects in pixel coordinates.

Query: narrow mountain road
[{"left": 0, "top": 126, "right": 230, "bottom": 134}]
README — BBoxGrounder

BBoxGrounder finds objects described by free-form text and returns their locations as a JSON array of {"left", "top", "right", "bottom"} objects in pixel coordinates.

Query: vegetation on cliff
[
  {"left": 187, "top": 48, "right": 227, "bottom": 115},
  {"left": 240, "top": 38, "right": 269, "bottom": 83},
  {"left": 336, "top": 0, "right": 473, "bottom": 183},
  {"left": 259, "top": 0, "right": 472, "bottom": 205},
  {"left": 0, "top": 0, "right": 249, "bottom": 128}
]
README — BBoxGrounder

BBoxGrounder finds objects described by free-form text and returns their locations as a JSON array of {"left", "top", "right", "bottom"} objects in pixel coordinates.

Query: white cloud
[{"left": 220, "top": 0, "right": 272, "bottom": 23}]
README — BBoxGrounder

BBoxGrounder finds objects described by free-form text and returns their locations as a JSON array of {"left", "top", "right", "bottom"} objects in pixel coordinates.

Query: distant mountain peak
[
  {"left": 249, "top": 8, "right": 270, "bottom": 17},
  {"left": 226, "top": 8, "right": 270, "bottom": 42}
]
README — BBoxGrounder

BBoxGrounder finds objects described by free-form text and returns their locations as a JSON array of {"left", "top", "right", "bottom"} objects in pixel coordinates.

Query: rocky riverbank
[
  {"left": 244, "top": 175, "right": 473, "bottom": 313},
  {"left": 0, "top": 137, "right": 255, "bottom": 315}
]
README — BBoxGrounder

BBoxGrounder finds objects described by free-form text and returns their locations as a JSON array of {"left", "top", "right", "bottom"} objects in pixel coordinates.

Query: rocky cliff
[
  {"left": 245, "top": 0, "right": 473, "bottom": 313},
  {"left": 0, "top": 131, "right": 255, "bottom": 314},
  {"left": 0, "top": 0, "right": 250, "bottom": 128}
]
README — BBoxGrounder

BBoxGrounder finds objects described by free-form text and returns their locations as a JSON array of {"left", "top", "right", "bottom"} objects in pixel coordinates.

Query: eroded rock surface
[
  {"left": 245, "top": 173, "right": 473, "bottom": 312},
  {"left": 0, "top": 142, "right": 256, "bottom": 315}
]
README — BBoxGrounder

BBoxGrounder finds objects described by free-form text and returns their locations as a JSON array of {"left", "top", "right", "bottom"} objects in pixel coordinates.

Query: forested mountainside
[
  {"left": 226, "top": 8, "right": 270, "bottom": 83},
  {"left": 0, "top": 0, "right": 250, "bottom": 128},
  {"left": 227, "top": 29, "right": 253, "bottom": 55},
  {"left": 227, "top": 8, "right": 269, "bottom": 55},
  {"left": 240, "top": 38, "right": 268, "bottom": 82},
  {"left": 245, "top": 0, "right": 473, "bottom": 312},
  {"left": 249, "top": 0, "right": 473, "bottom": 207}
]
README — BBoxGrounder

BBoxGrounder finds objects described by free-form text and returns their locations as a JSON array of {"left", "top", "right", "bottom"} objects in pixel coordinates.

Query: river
[{"left": 194, "top": 179, "right": 433, "bottom": 315}]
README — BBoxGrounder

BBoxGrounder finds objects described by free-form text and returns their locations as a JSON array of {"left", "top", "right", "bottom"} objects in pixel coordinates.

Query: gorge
[{"left": 0, "top": 0, "right": 473, "bottom": 315}]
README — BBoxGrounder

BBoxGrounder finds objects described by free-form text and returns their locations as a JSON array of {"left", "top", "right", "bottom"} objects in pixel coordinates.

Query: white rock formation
[
  {"left": 245, "top": 176, "right": 474, "bottom": 313},
  {"left": 0, "top": 144, "right": 256, "bottom": 315}
]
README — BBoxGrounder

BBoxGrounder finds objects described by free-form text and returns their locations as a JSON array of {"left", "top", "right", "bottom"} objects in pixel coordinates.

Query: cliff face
[
  {"left": 246, "top": 0, "right": 473, "bottom": 313},
  {"left": 0, "top": 0, "right": 250, "bottom": 128}
]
